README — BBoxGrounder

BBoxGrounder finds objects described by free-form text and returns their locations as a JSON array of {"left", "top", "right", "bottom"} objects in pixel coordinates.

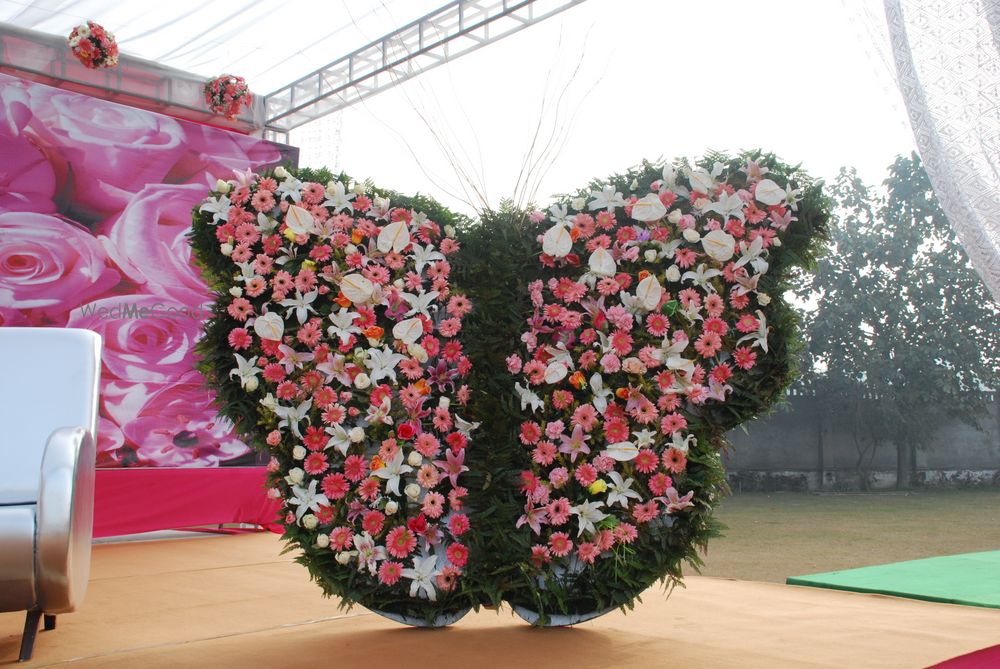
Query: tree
[{"left": 796, "top": 154, "right": 1000, "bottom": 490}]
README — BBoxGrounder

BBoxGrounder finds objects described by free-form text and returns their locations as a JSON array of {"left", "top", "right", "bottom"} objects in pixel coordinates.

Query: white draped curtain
[{"left": 883, "top": 0, "right": 1000, "bottom": 302}]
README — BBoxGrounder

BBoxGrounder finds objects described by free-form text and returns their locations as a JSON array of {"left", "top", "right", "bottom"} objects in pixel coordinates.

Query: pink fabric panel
[{"left": 93, "top": 467, "right": 282, "bottom": 538}]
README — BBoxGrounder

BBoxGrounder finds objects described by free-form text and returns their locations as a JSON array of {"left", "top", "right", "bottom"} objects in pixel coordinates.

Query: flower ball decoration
[
  {"left": 190, "top": 167, "right": 478, "bottom": 626},
  {"left": 67, "top": 21, "right": 119, "bottom": 69},
  {"left": 204, "top": 74, "right": 253, "bottom": 120},
  {"left": 499, "top": 152, "right": 829, "bottom": 624}
]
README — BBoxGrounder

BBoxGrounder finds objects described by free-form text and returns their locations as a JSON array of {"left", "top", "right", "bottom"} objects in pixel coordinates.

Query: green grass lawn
[{"left": 696, "top": 490, "right": 1000, "bottom": 583}]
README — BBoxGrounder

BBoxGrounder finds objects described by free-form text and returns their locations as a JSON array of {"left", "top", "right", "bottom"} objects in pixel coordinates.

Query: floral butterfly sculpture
[
  {"left": 491, "top": 153, "right": 828, "bottom": 624},
  {"left": 191, "top": 167, "right": 478, "bottom": 626}
]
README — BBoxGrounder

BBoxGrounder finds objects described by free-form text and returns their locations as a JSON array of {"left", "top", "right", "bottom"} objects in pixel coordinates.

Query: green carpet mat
[{"left": 786, "top": 550, "right": 1000, "bottom": 610}]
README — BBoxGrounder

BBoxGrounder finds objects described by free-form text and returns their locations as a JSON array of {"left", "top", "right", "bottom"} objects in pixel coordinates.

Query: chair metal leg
[
  {"left": 43, "top": 614, "right": 56, "bottom": 631},
  {"left": 18, "top": 609, "right": 41, "bottom": 662}
]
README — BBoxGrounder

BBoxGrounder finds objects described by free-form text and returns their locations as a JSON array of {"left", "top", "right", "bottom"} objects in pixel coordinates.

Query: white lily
[
  {"left": 704, "top": 190, "right": 746, "bottom": 221},
  {"left": 366, "top": 396, "right": 393, "bottom": 425},
  {"left": 234, "top": 261, "right": 258, "bottom": 284},
  {"left": 353, "top": 533, "right": 386, "bottom": 575},
  {"left": 372, "top": 450, "right": 413, "bottom": 496},
  {"left": 316, "top": 354, "right": 353, "bottom": 386},
  {"left": 322, "top": 180, "right": 354, "bottom": 212},
  {"left": 410, "top": 243, "right": 445, "bottom": 275},
  {"left": 736, "top": 309, "right": 769, "bottom": 353},
  {"left": 605, "top": 471, "right": 642, "bottom": 508},
  {"left": 543, "top": 343, "right": 575, "bottom": 369},
  {"left": 229, "top": 353, "right": 260, "bottom": 391},
  {"left": 589, "top": 373, "right": 614, "bottom": 414},
  {"left": 688, "top": 162, "right": 724, "bottom": 193},
  {"left": 515, "top": 382, "right": 544, "bottom": 413},
  {"left": 667, "top": 432, "right": 697, "bottom": 454},
  {"left": 279, "top": 289, "right": 318, "bottom": 324},
  {"left": 570, "top": 500, "right": 608, "bottom": 537},
  {"left": 366, "top": 345, "right": 408, "bottom": 384},
  {"left": 275, "top": 176, "right": 303, "bottom": 202},
  {"left": 588, "top": 185, "right": 626, "bottom": 212},
  {"left": 734, "top": 236, "right": 768, "bottom": 274},
  {"left": 327, "top": 309, "right": 361, "bottom": 345},
  {"left": 632, "top": 429, "right": 658, "bottom": 448},
  {"left": 275, "top": 399, "right": 312, "bottom": 439},
  {"left": 454, "top": 415, "right": 481, "bottom": 437},
  {"left": 277, "top": 344, "right": 315, "bottom": 373},
  {"left": 256, "top": 212, "right": 278, "bottom": 235},
  {"left": 324, "top": 423, "right": 353, "bottom": 456},
  {"left": 198, "top": 193, "right": 231, "bottom": 224},
  {"left": 288, "top": 479, "right": 329, "bottom": 522},
  {"left": 402, "top": 555, "right": 440, "bottom": 601},
  {"left": 681, "top": 263, "right": 723, "bottom": 293},
  {"left": 401, "top": 290, "right": 439, "bottom": 318}
]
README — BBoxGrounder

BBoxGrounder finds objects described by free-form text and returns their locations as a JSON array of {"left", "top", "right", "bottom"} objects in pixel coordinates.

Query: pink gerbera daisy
[
  {"left": 385, "top": 527, "right": 417, "bottom": 559},
  {"left": 304, "top": 452, "right": 328, "bottom": 476},
  {"left": 577, "top": 542, "right": 601, "bottom": 564},
  {"left": 379, "top": 561, "right": 404, "bottom": 586},
  {"left": 548, "top": 532, "right": 574, "bottom": 557}
]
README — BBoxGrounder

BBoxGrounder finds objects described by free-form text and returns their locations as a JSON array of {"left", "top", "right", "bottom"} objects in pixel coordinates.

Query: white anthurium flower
[
  {"left": 681, "top": 263, "right": 723, "bottom": 293},
  {"left": 736, "top": 310, "right": 770, "bottom": 353},
  {"left": 702, "top": 229, "right": 737, "bottom": 262},
  {"left": 402, "top": 554, "right": 441, "bottom": 601},
  {"left": 354, "top": 533, "right": 386, "bottom": 575},
  {"left": 755, "top": 178, "right": 785, "bottom": 206},
  {"left": 366, "top": 396, "right": 393, "bottom": 425},
  {"left": 588, "top": 185, "right": 627, "bottom": 212},
  {"left": 322, "top": 180, "right": 355, "bottom": 212},
  {"left": 392, "top": 317, "right": 424, "bottom": 345},
  {"left": 340, "top": 274, "right": 375, "bottom": 304},
  {"left": 515, "top": 382, "right": 544, "bottom": 413},
  {"left": 276, "top": 399, "right": 312, "bottom": 439},
  {"left": 256, "top": 212, "right": 278, "bottom": 235},
  {"left": 279, "top": 289, "right": 318, "bottom": 324},
  {"left": 662, "top": 163, "right": 678, "bottom": 187},
  {"left": 377, "top": 219, "right": 411, "bottom": 253},
  {"left": 588, "top": 247, "right": 617, "bottom": 277},
  {"left": 688, "top": 162, "right": 724, "bottom": 192},
  {"left": 635, "top": 274, "right": 663, "bottom": 311},
  {"left": 401, "top": 290, "right": 439, "bottom": 318},
  {"left": 253, "top": 310, "right": 284, "bottom": 341},
  {"left": 365, "top": 345, "right": 408, "bottom": 384},
  {"left": 668, "top": 432, "right": 698, "bottom": 454},
  {"left": 229, "top": 353, "right": 260, "bottom": 391},
  {"left": 276, "top": 176, "right": 303, "bottom": 202},
  {"left": 198, "top": 193, "right": 231, "bottom": 224},
  {"left": 277, "top": 344, "right": 315, "bottom": 373},
  {"left": 372, "top": 450, "right": 413, "bottom": 496},
  {"left": 570, "top": 500, "right": 608, "bottom": 537},
  {"left": 327, "top": 309, "right": 361, "bottom": 345},
  {"left": 734, "top": 235, "right": 768, "bottom": 274},
  {"left": 316, "top": 354, "right": 353, "bottom": 386},
  {"left": 633, "top": 429, "right": 658, "bottom": 448},
  {"left": 285, "top": 204, "right": 316, "bottom": 235},
  {"left": 589, "top": 373, "right": 614, "bottom": 414},
  {"left": 603, "top": 441, "right": 640, "bottom": 461},
  {"left": 605, "top": 471, "right": 643, "bottom": 508},
  {"left": 288, "top": 479, "right": 329, "bottom": 522},
  {"left": 542, "top": 222, "right": 573, "bottom": 258},
  {"left": 543, "top": 361, "right": 568, "bottom": 384},
  {"left": 630, "top": 193, "right": 667, "bottom": 222},
  {"left": 324, "top": 423, "right": 353, "bottom": 456},
  {"left": 410, "top": 243, "right": 445, "bottom": 275},
  {"left": 704, "top": 190, "right": 746, "bottom": 221},
  {"left": 455, "top": 415, "right": 481, "bottom": 437}
]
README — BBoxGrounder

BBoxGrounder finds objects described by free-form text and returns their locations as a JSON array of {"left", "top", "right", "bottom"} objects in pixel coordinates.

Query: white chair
[{"left": 0, "top": 328, "right": 101, "bottom": 662}]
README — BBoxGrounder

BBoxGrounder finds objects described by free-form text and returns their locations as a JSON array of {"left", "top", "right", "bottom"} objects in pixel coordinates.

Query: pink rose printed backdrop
[{"left": 0, "top": 72, "right": 298, "bottom": 468}]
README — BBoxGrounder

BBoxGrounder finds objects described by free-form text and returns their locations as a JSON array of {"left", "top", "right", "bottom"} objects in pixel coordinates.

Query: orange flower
[
  {"left": 569, "top": 371, "right": 586, "bottom": 389},
  {"left": 335, "top": 293, "right": 352, "bottom": 308},
  {"left": 638, "top": 270, "right": 651, "bottom": 280},
  {"left": 570, "top": 227, "right": 581, "bottom": 241},
  {"left": 363, "top": 325, "right": 384, "bottom": 340},
  {"left": 414, "top": 379, "right": 432, "bottom": 396},
  {"left": 615, "top": 388, "right": 630, "bottom": 400},
  {"left": 351, "top": 229, "right": 364, "bottom": 244},
  {"left": 370, "top": 455, "right": 385, "bottom": 471}
]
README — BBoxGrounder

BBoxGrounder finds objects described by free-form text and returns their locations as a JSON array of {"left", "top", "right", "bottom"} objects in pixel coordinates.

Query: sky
[{"left": 289, "top": 0, "right": 918, "bottom": 217}]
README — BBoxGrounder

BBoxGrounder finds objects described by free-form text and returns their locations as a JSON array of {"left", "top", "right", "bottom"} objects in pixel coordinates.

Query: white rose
[
  {"left": 315, "top": 534, "right": 330, "bottom": 548},
  {"left": 244, "top": 377, "right": 259, "bottom": 392},
  {"left": 215, "top": 179, "right": 231, "bottom": 194},
  {"left": 622, "top": 357, "right": 647, "bottom": 374},
  {"left": 407, "top": 343, "right": 428, "bottom": 363},
  {"left": 335, "top": 552, "right": 352, "bottom": 565},
  {"left": 407, "top": 451, "right": 423, "bottom": 467},
  {"left": 353, "top": 373, "right": 371, "bottom": 389},
  {"left": 665, "top": 265, "right": 682, "bottom": 282},
  {"left": 348, "top": 426, "right": 365, "bottom": 443},
  {"left": 438, "top": 396, "right": 451, "bottom": 409},
  {"left": 302, "top": 514, "right": 318, "bottom": 530},
  {"left": 286, "top": 467, "right": 305, "bottom": 485},
  {"left": 352, "top": 181, "right": 366, "bottom": 196},
  {"left": 220, "top": 243, "right": 234, "bottom": 256},
  {"left": 292, "top": 445, "right": 307, "bottom": 460},
  {"left": 772, "top": 237, "right": 782, "bottom": 247},
  {"left": 77, "top": 24, "right": 91, "bottom": 38},
  {"left": 644, "top": 250, "right": 658, "bottom": 263},
  {"left": 385, "top": 500, "right": 399, "bottom": 515},
  {"left": 758, "top": 293, "right": 771, "bottom": 305},
  {"left": 683, "top": 228, "right": 701, "bottom": 243},
  {"left": 571, "top": 196, "right": 587, "bottom": 211},
  {"left": 405, "top": 483, "right": 421, "bottom": 500},
  {"left": 667, "top": 209, "right": 683, "bottom": 224},
  {"left": 702, "top": 229, "right": 737, "bottom": 262},
  {"left": 68, "top": 36, "right": 80, "bottom": 47},
  {"left": 444, "top": 225, "right": 456, "bottom": 238},
  {"left": 274, "top": 166, "right": 289, "bottom": 179},
  {"left": 229, "top": 286, "right": 243, "bottom": 297}
]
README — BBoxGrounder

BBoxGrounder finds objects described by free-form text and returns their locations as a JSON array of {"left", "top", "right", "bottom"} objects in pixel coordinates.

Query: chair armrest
[{"left": 36, "top": 426, "right": 96, "bottom": 614}]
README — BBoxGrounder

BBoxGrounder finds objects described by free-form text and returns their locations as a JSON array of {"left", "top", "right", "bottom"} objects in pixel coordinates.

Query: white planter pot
[
  {"left": 368, "top": 606, "right": 471, "bottom": 628},
  {"left": 511, "top": 604, "right": 617, "bottom": 626}
]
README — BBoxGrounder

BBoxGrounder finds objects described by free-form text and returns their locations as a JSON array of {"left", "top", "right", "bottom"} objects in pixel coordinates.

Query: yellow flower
[
  {"left": 588, "top": 480, "right": 608, "bottom": 495},
  {"left": 283, "top": 227, "right": 298, "bottom": 242},
  {"left": 301, "top": 260, "right": 316, "bottom": 271}
]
